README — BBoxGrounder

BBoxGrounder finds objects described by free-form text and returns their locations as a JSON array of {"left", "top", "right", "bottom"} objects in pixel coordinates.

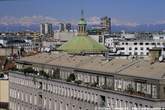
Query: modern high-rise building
[
  {"left": 59, "top": 23, "right": 72, "bottom": 32},
  {"left": 65, "top": 23, "right": 72, "bottom": 32},
  {"left": 101, "top": 16, "right": 111, "bottom": 34},
  {"left": 40, "top": 23, "right": 53, "bottom": 36},
  {"left": 59, "top": 23, "right": 65, "bottom": 32}
]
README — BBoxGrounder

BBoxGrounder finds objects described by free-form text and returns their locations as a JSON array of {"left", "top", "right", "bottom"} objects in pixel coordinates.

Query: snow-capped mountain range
[{"left": 0, "top": 16, "right": 165, "bottom": 32}]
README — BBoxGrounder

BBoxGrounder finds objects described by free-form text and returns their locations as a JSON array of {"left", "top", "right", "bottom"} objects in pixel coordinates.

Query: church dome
[
  {"left": 57, "top": 35, "right": 107, "bottom": 54},
  {"left": 57, "top": 11, "right": 107, "bottom": 54}
]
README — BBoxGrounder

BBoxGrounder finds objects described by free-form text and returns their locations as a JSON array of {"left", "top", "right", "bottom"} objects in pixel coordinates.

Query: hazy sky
[{"left": 0, "top": 0, "right": 165, "bottom": 24}]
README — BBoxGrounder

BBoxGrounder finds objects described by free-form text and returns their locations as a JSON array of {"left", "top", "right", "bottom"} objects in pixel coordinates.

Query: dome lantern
[{"left": 78, "top": 10, "right": 87, "bottom": 36}]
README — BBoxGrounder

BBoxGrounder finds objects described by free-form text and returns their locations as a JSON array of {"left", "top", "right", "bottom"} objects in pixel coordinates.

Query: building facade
[
  {"left": 59, "top": 23, "right": 65, "bottom": 32},
  {"left": 105, "top": 37, "right": 165, "bottom": 57},
  {"left": 0, "top": 75, "right": 9, "bottom": 109},
  {"left": 40, "top": 23, "right": 53, "bottom": 36},
  {"left": 9, "top": 53, "right": 165, "bottom": 110}
]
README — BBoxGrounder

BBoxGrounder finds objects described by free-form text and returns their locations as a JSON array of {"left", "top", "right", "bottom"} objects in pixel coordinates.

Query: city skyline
[{"left": 0, "top": 0, "right": 165, "bottom": 26}]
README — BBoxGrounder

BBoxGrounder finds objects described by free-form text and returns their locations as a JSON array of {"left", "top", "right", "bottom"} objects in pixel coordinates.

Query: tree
[
  {"left": 39, "top": 70, "right": 49, "bottom": 79},
  {"left": 22, "top": 67, "right": 38, "bottom": 74},
  {"left": 127, "top": 84, "right": 134, "bottom": 94},
  {"left": 52, "top": 68, "right": 60, "bottom": 79},
  {"left": 66, "top": 73, "right": 76, "bottom": 82},
  {"left": 74, "top": 80, "right": 82, "bottom": 84}
]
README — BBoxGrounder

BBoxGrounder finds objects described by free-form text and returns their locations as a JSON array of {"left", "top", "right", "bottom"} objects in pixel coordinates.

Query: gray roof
[{"left": 19, "top": 53, "right": 165, "bottom": 80}]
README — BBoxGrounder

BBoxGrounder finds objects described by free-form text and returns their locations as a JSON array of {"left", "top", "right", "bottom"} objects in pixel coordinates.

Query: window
[
  {"left": 99, "top": 36, "right": 103, "bottom": 43},
  {"left": 120, "top": 48, "right": 124, "bottom": 50},
  {"left": 146, "top": 52, "right": 149, "bottom": 55},
  {"left": 157, "top": 43, "right": 160, "bottom": 45},
  {"left": 134, "top": 52, "right": 138, "bottom": 55},
  {"left": 160, "top": 37, "right": 164, "bottom": 39},
  {"left": 72, "top": 105, "right": 75, "bottom": 108},
  {"left": 134, "top": 43, "right": 137, "bottom": 45},
  {"left": 140, "top": 43, "right": 143, "bottom": 45},
  {"left": 129, "top": 47, "right": 132, "bottom": 50},
  {"left": 126, "top": 43, "right": 128, "bottom": 45},
  {"left": 151, "top": 43, "right": 156, "bottom": 45},
  {"left": 100, "top": 95, "right": 106, "bottom": 107},
  {"left": 146, "top": 48, "right": 149, "bottom": 50},
  {"left": 140, "top": 47, "right": 143, "bottom": 50},
  {"left": 135, "top": 47, "right": 138, "bottom": 50},
  {"left": 120, "top": 52, "right": 125, "bottom": 55},
  {"left": 145, "top": 43, "right": 149, "bottom": 45}
]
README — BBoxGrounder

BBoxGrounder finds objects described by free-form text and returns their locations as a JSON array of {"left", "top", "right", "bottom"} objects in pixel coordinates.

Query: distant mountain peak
[{"left": 0, "top": 16, "right": 165, "bottom": 32}]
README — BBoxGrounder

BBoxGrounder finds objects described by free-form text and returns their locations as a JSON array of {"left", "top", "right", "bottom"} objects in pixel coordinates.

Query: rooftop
[
  {"left": 18, "top": 53, "right": 165, "bottom": 80},
  {"left": 57, "top": 36, "right": 107, "bottom": 54}
]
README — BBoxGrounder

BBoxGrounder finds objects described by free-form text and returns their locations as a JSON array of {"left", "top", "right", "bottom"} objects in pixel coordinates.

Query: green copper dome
[
  {"left": 58, "top": 11, "right": 107, "bottom": 54},
  {"left": 57, "top": 36, "right": 107, "bottom": 54}
]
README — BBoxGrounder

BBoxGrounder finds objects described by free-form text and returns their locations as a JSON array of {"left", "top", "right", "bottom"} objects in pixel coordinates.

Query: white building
[
  {"left": 153, "top": 34, "right": 165, "bottom": 40},
  {"left": 106, "top": 37, "right": 165, "bottom": 56},
  {"left": 118, "top": 40, "right": 165, "bottom": 56},
  {"left": 89, "top": 34, "right": 106, "bottom": 45},
  {"left": 121, "top": 30, "right": 136, "bottom": 40}
]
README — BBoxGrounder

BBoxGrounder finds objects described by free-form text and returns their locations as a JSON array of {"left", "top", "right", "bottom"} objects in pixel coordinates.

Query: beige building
[
  {"left": 9, "top": 53, "right": 165, "bottom": 110},
  {"left": 0, "top": 79, "right": 9, "bottom": 109}
]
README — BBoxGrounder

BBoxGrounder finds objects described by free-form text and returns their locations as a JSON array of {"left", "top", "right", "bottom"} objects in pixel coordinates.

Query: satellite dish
[{"left": 159, "top": 56, "right": 163, "bottom": 62}]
